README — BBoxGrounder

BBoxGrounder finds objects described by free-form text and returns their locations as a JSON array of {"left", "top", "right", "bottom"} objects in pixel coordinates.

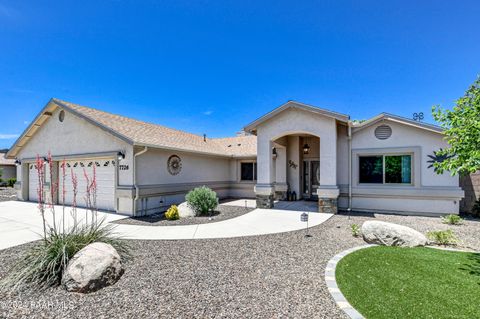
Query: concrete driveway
[{"left": 0, "top": 201, "right": 333, "bottom": 250}]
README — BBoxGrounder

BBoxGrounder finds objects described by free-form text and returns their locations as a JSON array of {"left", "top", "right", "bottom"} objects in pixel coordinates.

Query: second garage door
[{"left": 60, "top": 159, "right": 116, "bottom": 211}]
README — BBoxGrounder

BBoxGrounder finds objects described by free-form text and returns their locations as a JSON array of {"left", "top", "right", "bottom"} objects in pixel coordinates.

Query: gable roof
[
  {"left": 352, "top": 113, "right": 444, "bottom": 134},
  {"left": 7, "top": 98, "right": 257, "bottom": 159},
  {"left": 0, "top": 153, "right": 15, "bottom": 166},
  {"left": 244, "top": 100, "right": 350, "bottom": 134}
]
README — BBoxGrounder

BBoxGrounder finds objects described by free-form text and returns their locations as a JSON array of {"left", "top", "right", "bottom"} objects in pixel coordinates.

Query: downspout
[
  {"left": 133, "top": 146, "right": 148, "bottom": 216},
  {"left": 347, "top": 122, "right": 352, "bottom": 212}
]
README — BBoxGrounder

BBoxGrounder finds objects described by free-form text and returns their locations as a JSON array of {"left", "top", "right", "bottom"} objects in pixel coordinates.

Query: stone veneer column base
[
  {"left": 317, "top": 186, "right": 340, "bottom": 214},
  {"left": 256, "top": 194, "right": 274, "bottom": 208},
  {"left": 318, "top": 198, "right": 338, "bottom": 214}
]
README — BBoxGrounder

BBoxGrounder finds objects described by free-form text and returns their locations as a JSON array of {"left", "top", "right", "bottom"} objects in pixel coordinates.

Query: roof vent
[
  {"left": 203, "top": 134, "right": 207, "bottom": 142},
  {"left": 375, "top": 125, "right": 392, "bottom": 140}
]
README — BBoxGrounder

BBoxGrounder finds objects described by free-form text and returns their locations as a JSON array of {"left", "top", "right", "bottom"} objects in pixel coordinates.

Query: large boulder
[
  {"left": 361, "top": 221, "right": 428, "bottom": 247},
  {"left": 62, "top": 242, "right": 124, "bottom": 293},
  {"left": 178, "top": 202, "right": 196, "bottom": 218}
]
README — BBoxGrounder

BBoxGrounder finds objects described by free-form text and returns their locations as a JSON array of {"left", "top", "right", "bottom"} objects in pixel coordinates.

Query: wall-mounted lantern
[
  {"left": 272, "top": 147, "right": 277, "bottom": 159},
  {"left": 14, "top": 159, "right": 21, "bottom": 166},
  {"left": 117, "top": 151, "right": 126, "bottom": 161},
  {"left": 303, "top": 143, "right": 310, "bottom": 155},
  {"left": 43, "top": 156, "right": 50, "bottom": 163}
]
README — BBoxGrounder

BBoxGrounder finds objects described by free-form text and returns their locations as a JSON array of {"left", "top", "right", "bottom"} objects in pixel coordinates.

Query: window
[
  {"left": 359, "top": 155, "right": 412, "bottom": 184},
  {"left": 241, "top": 162, "right": 257, "bottom": 181}
]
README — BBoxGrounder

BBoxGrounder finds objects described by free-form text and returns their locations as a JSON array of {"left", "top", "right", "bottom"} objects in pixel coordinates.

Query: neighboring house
[
  {"left": 0, "top": 153, "right": 16, "bottom": 181},
  {"left": 6, "top": 99, "right": 464, "bottom": 216}
]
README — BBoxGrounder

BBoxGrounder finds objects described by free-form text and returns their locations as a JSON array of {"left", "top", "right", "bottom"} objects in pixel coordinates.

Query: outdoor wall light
[
  {"left": 43, "top": 157, "right": 50, "bottom": 163},
  {"left": 272, "top": 147, "right": 277, "bottom": 159},
  {"left": 14, "top": 159, "right": 21, "bottom": 166},
  {"left": 303, "top": 143, "right": 310, "bottom": 155},
  {"left": 117, "top": 151, "right": 126, "bottom": 161}
]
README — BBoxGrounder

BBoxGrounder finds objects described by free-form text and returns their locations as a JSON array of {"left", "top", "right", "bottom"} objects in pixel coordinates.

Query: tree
[{"left": 432, "top": 77, "right": 480, "bottom": 176}]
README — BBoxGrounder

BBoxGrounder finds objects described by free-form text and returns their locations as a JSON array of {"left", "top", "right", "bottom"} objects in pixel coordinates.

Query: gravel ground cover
[
  {"left": 113, "top": 204, "right": 254, "bottom": 226},
  {"left": 0, "top": 187, "right": 16, "bottom": 202},
  {"left": 0, "top": 212, "right": 478, "bottom": 319}
]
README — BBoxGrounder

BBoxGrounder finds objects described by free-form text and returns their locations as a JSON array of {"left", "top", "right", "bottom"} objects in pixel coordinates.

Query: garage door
[
  {"left": 28, "top": 162, "right": 51, "bottom": 202},
  {"left": 60, "top": 159, "right": 116, "bottom": 211}
]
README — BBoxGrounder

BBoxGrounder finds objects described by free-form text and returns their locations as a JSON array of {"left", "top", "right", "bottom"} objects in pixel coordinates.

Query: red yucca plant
[{"left": 0, "top": 152, "right": 130, "bottom": 292}]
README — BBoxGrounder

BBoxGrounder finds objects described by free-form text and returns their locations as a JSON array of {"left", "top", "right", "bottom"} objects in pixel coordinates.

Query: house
[
  {"left": 6, "top": 98, "right": 464, "bottom": 216},
  {"left": 0, "top": 152, "right": 16, "bottom": 181}
]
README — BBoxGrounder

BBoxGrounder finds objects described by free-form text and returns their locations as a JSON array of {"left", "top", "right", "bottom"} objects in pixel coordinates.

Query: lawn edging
[{"left": 324, "top": 244, "right": 376, "bottom": 319}]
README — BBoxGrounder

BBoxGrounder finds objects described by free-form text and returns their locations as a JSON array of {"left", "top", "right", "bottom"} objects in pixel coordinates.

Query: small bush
[
  {"left": 186, "top": 186, "right": 218, "bottom": 216},
  {"left": 427, "top": 230, "right": 458, "bottom": 246},
  {"left": 350, "top": 224, "right": 360, "bottom": 237},
  {"left": 0, "top": 219, "right": 130, "bottom": 292},
  {"left": 7, "top": 178, "right": 16, "bottom": 188},
  {"left": 165, "top": 205, "right": 180, "bottom": 220},
  {"left": 441, "top": 214, "right": 463, "bottom": 225}
]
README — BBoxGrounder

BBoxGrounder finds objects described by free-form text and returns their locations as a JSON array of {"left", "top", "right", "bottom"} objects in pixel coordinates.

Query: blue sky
[{"left": 1, "top": 0, "right": 479, "bottom": 149}]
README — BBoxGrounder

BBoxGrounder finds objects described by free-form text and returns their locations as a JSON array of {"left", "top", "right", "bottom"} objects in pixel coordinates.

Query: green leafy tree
[{"left": 432, "top": 77, "right": 480, "bottom": 175}]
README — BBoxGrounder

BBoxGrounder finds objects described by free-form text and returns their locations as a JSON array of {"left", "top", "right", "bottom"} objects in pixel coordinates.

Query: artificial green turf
[{"left": 335, "top": 246, "right": 480, "bottom": 319}]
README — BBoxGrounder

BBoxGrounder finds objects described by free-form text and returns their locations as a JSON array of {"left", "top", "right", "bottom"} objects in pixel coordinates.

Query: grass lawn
[{"left": 336, "top": 246, "right": 480, "bottom": 319}]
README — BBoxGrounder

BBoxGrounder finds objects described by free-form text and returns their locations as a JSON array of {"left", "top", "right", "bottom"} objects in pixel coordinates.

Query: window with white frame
[
  {"left": 359, "top": 154, "right": 412, "bottom": 184},
  {"left": 240, "top": 162, "right": 257, "bottom": 181}
]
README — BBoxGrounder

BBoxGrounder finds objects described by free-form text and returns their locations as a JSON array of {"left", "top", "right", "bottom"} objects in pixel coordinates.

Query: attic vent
[{"left": 374, "top": 125, "right": 392, "bottom": 140}]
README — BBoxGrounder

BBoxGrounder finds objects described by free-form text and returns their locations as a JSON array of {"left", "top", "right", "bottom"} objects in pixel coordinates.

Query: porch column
[
  {"left": 255, "top": 137, "right": 275, "bottom": 208},
  {"left": 317, "top": 134, "right": 339, "bottom": 214},
  {"left": 274, "top": 146, "right": 288, "bottom": 200}
]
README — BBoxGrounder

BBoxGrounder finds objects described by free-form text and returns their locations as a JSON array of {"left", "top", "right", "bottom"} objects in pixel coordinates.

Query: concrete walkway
[{"left": 0, "top": 201, "right": 333, "bottom": 249}]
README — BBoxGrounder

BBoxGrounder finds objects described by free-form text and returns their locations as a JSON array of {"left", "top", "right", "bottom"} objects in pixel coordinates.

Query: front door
[{"left": 302, "top": 160, "right": 320, "bottom": 200}]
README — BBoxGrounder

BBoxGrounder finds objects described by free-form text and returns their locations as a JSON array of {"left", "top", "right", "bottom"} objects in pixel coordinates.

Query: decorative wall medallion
[{"left": 167, "top": 155, "right": 182, "bottom": 175}]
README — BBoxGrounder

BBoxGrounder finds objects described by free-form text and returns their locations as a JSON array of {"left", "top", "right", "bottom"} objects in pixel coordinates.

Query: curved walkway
[
  {"left": 114, "top": 208, "right": 333, "bottom": 240},
  {"left": 0, "top": 201, "right": 333, "bottom": 249}
]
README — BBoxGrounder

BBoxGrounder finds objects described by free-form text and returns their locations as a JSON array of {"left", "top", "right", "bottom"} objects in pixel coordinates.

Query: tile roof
[
  {"left": 0, "top": 153, "right": 15, "bottom": 166},
  {"left": 54, "top": 99, "right": 257, "bottom": 158}
]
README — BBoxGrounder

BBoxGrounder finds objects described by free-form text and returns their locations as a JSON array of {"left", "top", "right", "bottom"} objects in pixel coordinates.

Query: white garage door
[
  {"left": 28, "top": 163, "right": 40, "bottom": 202},
  {"left": 28, "top": 162, "right": 51, "bottom": 203},
  {"left": 59, "top": 159, "right": 116, "bottom": 211}
]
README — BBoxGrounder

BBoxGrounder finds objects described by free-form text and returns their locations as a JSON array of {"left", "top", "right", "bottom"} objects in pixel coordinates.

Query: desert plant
[
  {"left": 186, "top": 186, "right": 218, "bottom": 215},
  {"left": 441, "top": 214, "right": 463, "bottom": 225},
  {"left": 6, "top": 178, "right": 16, "bottom": 187},
  {"left": 350, "top": 224, "right": 360, "bottom": 237},
  {"left": 0, "top": 152, "right": 131, "bottom": 292},
  {"left": 0, "top": 219, "right": 130, "bottom": 291},
  {"left": 165, "top": 205, "right": 180, "bottom": 220},
  {"left": 427, "top": 230, "right": 458, "bottom": 246}
]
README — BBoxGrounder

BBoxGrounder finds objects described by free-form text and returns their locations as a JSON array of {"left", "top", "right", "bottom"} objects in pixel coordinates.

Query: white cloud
[
  {"left": 0, "top": 134, "right": 19, "bottom": 140},
  {"left": 203, "top": 110, "right": 213, "bottom": 115}
]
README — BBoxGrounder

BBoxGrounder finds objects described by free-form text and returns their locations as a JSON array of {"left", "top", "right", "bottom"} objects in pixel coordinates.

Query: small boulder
[
  {"left": 361, "top": 221, "right": 427, "bottom": 247},
  {"left": 178, "top": 202, "right": 196, "bottom": 218},
  {"left": 62, "top": 242, "right": 124, "bottom": 293}
]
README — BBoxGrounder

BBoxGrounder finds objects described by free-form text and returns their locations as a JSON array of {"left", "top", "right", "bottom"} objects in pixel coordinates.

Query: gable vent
[{"left": 374, "top": 125, "right": 392, "bottom": 140}]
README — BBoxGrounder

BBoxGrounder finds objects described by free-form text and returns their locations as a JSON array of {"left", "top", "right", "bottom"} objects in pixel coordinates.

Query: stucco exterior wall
[
  {"left": 460, "top": 171, "right": 480, "bottom": 213},
  {"left": 14, "top": 107, "right": 135, "bottom": 214},
  {"left": 349, "top": 120, "right": 463, "bottom": 215},
  {"left": 134, "top": 148, "right": 255, "bottom": 214}
]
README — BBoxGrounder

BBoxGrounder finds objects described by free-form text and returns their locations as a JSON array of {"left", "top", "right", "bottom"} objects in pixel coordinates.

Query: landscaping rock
[
  {"left": 62, "top": 242, "right": 124, "bottom": 293},
  {"left": 361, "top": 220, "right": 428, "bottom": 247},
  {"left": 178, "top": 202, "right": 196, "bottom": 218}
]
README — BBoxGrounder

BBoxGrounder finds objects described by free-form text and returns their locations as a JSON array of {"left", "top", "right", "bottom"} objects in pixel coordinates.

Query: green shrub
[
  {"left": 441, "top": 214, "right": 463, "bottom": 225},
  {"left": 350, "top": 224, "right": 360, "bottom": 237},
  {"left": 186, "top": 186, "right": 218, "bottom": 215},
  {"left": 165, "top": 205, "right": 179, "bottom": 220},
  {"left": 472, "top": 199, "right": 480, "bottom": 217},
  {"left": 7, "top": 178, "right": 16, "bottom": 187},
  {"left": 427, "top": 230, "right": 458, "bottom": 246},
  {"left": 0, "top": 219, "right": 130, "bottom": 292}
]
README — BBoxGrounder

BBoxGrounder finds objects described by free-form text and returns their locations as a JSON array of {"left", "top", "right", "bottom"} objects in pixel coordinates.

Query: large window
[
  {"left": 359, "top": 155, "right": 412, "bottom": 184},
  {"left": 241, "top": 162, "right": 257, "bottom": 181}
]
